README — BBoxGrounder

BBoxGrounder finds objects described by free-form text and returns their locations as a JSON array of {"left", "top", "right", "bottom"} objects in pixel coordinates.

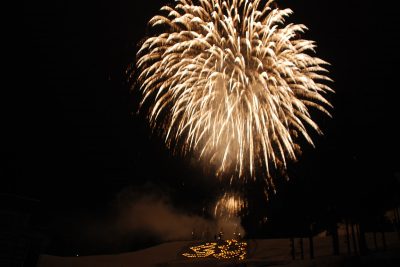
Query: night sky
[{"left": 4, "top": 0, "right": 399, "bottom": 255}]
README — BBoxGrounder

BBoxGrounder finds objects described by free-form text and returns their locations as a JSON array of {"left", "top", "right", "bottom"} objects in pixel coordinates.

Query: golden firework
[
  {"left": 214, "top": 192, "right": 246, "bottom": 218},
  {"left": 136, "top": 0, "right": 333, "bottom": 189}
]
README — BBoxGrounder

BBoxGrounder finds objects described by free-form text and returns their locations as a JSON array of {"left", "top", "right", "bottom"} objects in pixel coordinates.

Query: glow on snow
[
  {"left": 182, "top": 239, "right": 247, "bottom": 260},
  {"left": 136, "top": 0, "right": 333, "bottom": 190}
]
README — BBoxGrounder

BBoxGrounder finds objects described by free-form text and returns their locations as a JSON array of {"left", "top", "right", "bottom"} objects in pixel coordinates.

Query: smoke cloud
[
  {"left": 114, "top": 187, "right": 245, "bottom": 242},
  {"left": 56, "top": 185, "right": 245, "bottom": 254}
]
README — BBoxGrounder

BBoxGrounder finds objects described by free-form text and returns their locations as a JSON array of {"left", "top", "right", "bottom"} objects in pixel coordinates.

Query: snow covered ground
[{"left": 38, "top": 233, "right": 400, "bottom": 267}]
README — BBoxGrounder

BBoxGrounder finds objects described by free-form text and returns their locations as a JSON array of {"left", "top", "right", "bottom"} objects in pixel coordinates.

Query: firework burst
[
  {"left": 214, "top": 191, "right": 247, "bottom": 218},
  {"left": 136, "top": 0, "right": 333, "bottom": 190}
]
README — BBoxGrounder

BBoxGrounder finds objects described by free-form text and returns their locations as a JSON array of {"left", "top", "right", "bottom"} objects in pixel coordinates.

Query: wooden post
[
  {"left": 358, "top": 222, "right": 368, "bottom": 255},
  {"left": 300, "top": 238, "right": 304, "bottom": 260},
  {"left": 309, "top": 235, "right": 314, "bottom": 259},
  {"left": 351, "top": 222, "right": 358, "bottom": 255},
  {"left": 332, "top": 224, "right": 340, "bottom": 256},
  {"left": 356, "top": 223, "right": 362, "bottom": 254},
  {"left": 381, "top": 231, "right": 387, "bottom": 251},
  {"left": 345, "top": 219, "right": 351, "bottom": 255},
  {"left": 309, "top": 224, "right": 314, "bottom": 259},
  {"left": 290, "top": 237, "right": 295, "bottom": 260},
  {"left": 373, "top": 231, "right": 378, "bottom": 251},
  {"left": 299, "top": 238, "right": 304, "bottom": 260}
]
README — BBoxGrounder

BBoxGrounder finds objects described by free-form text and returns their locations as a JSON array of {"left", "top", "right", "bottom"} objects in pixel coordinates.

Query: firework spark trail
[
  {"left": 214, "top": 191, "right": 247, "bottom": 218},
  {"left": 136, "top": 0, "right": 333, "bottom": 191}
]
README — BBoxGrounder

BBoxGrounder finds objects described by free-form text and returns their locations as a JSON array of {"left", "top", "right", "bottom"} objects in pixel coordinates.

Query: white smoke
[{"left": 114, "top": 190, "right": 245, "bottom": 242}]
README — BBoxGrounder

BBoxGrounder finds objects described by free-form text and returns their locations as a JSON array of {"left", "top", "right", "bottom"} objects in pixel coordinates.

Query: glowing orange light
[{"left": 182, "top": 239, "right": 247, "bottom": 260}]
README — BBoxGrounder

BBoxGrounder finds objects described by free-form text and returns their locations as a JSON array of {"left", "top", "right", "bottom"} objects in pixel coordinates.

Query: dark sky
[{"left": 4, "top": 0, "right": 399, "bottom": 252}]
